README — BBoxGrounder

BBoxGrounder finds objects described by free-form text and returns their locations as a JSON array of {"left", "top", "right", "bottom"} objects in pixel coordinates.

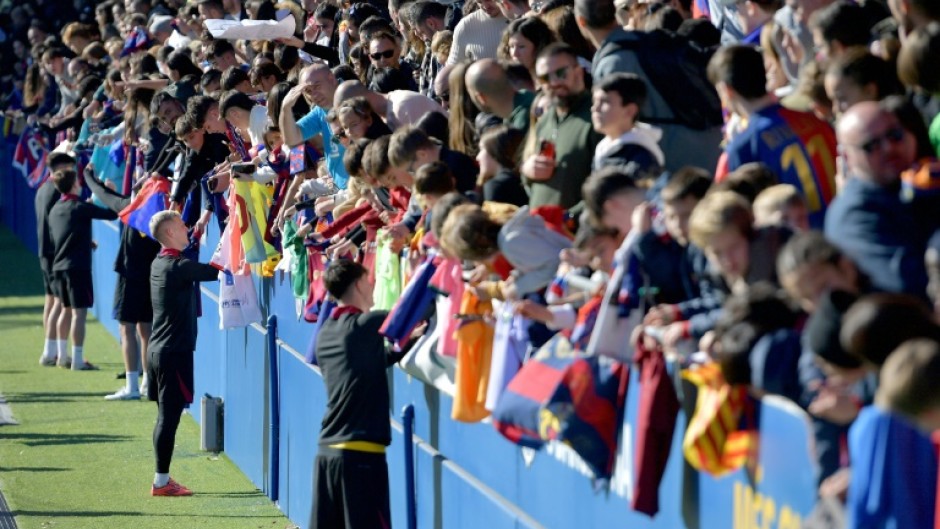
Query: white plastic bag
[{"left": 219, "top": 270, "right": 263, "bottom": 329}]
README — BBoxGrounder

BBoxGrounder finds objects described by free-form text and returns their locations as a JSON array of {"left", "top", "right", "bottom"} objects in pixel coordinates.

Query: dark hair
[
  {"left": 332, "top": 64, "right": 359, "bottom": 83},
  {"left": 828, "top": 50, "right": 901, "bottom": 101},
  {"left": 430, "top": 192, "right": 472, "bottom": 239},
  {"left": 221, "top": 66, "right": 251, "bottom": 91},
  {"left": 841, "top": 293, "right": 940, "bottom": 366},
  {"left": 881, "top": 95, "right": 935, "bottom": 159},
  {"left": 708, "top": 45, "right": 768, "bottom": 100},
  {"left": 187, "top": 95, "right": 218, "bottom": 128},
  {"left": 661, "top": 166, "right": 712, "bottom": 203},
  {"left": 776, "top": 230, "right": 844, "bottom": 279},
  {"left": 713, "top": 283, "right": 801, "bottom": 385},
  {"left": 274, "top": 45, "right": 299, "bottom": 73},
  {"left": 47, "top": 152, "right": 77, "bottom": 171},
  {"left": 582, "top": 166, "right": 642, "bottom": 225},
  {"left": 347, "top": 3, "right": 382, "bottom": 29},
  {"left": 480, "top": 125, "right": 525, "bottom": 170},
  {"left": 595, "top": 72, "right": 647, "bottom": 109},
  {"left": 645, "top": 4, "right": 683, "bottom": 32},
  {"left": 573, "top": 0, "right": 615, "bottom": 29},
  {"left": 371, "top": 66, "right": 413, "bottom": 93},
  {"left": 343, "top": 138, "right": 372, "bottom": 177},
  {"left": 200, "top": 68, "right": 223, "bottom": 92},
  {"left": 324, "top": 259, "right": 368, "bottom": 300},
  {"left": 249, "top": 62, "right": 285, "bottom": 87},
  {"left": 541, "top": 6, "right": 595, "bottom": 62},
  {"left": 166, "top": 50, "right": 202, "bottom": 79},
  {"left": 810, "top": 1, "right": 872, "bottom": 49},
  {"left": 361, "top": 18, "right": 397, "bottom": 43},
  {"left": 415, "top": 0, "right": 447, "bottom": 25},
  {"left": 535, "top": 42, "right": 580, "bottom": 65},
  {"left": 361, "top": 134, "right": 394, "bottom": 178},
  {"left": 219, "top": 90, "right": 255, "bottom": 118},
  {"left": 415, "top": 161, "right": 456, "bottom": 196},
  {"left": 414, "top": 110, "right": 449, "bottom": 145},
  {"left": 51, "top": 169, "right": 78, "bottom": 194},
  {"left": 505, "top": 17, "right": 556, "bottom": 58},
  {"left": 206, "top": 39, "right": 235, "bottom": 59},
  {"left": 677, "top": 17, "right": 722, "bottom": 48}
]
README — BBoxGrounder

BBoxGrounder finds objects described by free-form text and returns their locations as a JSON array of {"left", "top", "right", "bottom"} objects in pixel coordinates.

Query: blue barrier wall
[{"left": 2, "top": 148, "right": 819, "bottom": 529}]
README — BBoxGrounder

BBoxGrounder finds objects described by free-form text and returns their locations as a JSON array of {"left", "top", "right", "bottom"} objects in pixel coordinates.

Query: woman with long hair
[
  {"left": 498, "top": 17, "right": 556, "bottom": 81},
  {"left": 448, "top": 62, "right": 482, "bottom": 157},
  {"left": 477, "top": 125, "right": 529, "bottom": 207}
]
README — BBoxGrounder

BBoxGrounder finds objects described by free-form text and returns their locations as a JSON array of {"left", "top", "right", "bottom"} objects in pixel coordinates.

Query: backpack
[{"left": 599, "top": 29, "right": 723, "bottom": 131}]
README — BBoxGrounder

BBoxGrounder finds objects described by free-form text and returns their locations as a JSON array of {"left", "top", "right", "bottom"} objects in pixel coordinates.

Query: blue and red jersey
[{"left": 721, "top": 103, "right": 838, "bottom": 229}]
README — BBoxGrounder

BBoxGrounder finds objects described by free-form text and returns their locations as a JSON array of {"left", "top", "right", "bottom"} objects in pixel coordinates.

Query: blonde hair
[
  {"left": 688, "top": 191, "right": 754, "bottom": 249},
  {"left": 431, "top": 30, "right": 453, "bottom": 65},
  {"left": 876, "top": 338, "right": 940, "bottom": 419},
  {"left": 753, "top": 184, "right": 806, "bottom": 226},
  {"left": 149, "top": 210, "right": 182, "bottom": 243}
]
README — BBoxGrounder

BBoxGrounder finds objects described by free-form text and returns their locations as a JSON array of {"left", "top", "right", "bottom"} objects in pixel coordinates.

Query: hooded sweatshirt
[
  {"left": 592, "top": 122, "right": 665, "bottom": 174},
  {"left": 497, "top": 206, "right": 571, "bottom": 296}
]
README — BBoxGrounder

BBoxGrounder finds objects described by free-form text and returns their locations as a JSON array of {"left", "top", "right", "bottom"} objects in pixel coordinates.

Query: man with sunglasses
[
  {"left": 367, "top": 32, "right": 417, "bottom": 92},
  {"left": 521, "top": 43, "right": 602, "bottom": 210},
  {"left": 824, "top": 100, "right": 929, "bottom": 298},
  {"left": 708, "top": 45, "right": 837, "bottom": 229}
]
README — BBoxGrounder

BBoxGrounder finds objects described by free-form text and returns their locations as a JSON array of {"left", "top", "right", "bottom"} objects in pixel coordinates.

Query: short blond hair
[
  {"left": 688, "top": 191, "right": 754, "bottom": 249},
  {"left": 149, "top": 210, "right": 181, "bottom": 243},
  {"left": 876, "top": 338, "right": 940, "bottom": 419},
  {"left": 753, "top": 184, "right": 806, "bottom": 226}
]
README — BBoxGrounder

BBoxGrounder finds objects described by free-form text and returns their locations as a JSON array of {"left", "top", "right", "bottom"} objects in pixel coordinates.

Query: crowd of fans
[{"left": 4, "top": 0, "right": 940, "bottom": 524}]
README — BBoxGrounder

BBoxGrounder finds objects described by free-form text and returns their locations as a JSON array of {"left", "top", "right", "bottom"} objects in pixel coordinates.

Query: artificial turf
[{"left": 0, "top": 225, "right": 297, "bottom": 529}]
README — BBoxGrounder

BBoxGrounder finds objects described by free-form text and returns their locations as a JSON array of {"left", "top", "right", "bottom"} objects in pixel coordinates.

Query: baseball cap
[{"left": 149, "top": 15, "right": 174, "bottom": 36}]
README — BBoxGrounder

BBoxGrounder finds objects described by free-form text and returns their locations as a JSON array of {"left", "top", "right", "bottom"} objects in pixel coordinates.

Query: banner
[
  {"left": 117, "top": 176, "right": 170, "bottom": 239},
  {"left": 12, "top": 125, "right": 49, "bottom": 188}
]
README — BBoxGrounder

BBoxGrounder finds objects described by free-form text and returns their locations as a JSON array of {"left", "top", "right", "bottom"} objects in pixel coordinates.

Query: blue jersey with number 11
[{"left": 725, "top": 103, "right": 838, "bottom": 228}]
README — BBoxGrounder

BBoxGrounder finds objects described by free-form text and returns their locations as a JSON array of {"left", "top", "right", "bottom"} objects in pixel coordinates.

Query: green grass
[{"left": 0, "top": 226, "right": 297, "bottom": 529}]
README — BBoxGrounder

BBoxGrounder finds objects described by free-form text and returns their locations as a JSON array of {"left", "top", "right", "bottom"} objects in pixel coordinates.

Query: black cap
[{"left": 804, "top": 290, "right": 863, "bottom": 369}]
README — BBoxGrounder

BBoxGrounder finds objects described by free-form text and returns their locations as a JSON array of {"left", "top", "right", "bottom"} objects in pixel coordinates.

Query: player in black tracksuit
[
  {"left": 146, "top": 210, "right": 219, "bottom": 496},
  {"left": 83, "top": 168, "right": 161, "bottom": 399},
  {"left": 47, "top": 169, "right": 118, "bottom": 371},
  {"left": 35, "top": 152, "right": 76, "bottom": 366},
  {"left": 310, "top": 260, "right": 407, "bottom": 529}
]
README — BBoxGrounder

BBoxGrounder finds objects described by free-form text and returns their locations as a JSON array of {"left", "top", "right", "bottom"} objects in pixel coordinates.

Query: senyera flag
[
  {"left": 118, "top": 176, "right": 171, "bottom": 239},
  {"left": 12, "top": 124, "right": 50, "bottom": 188},
  {"left": 120, "top": 26, "right": 151, "bottom": 57}
]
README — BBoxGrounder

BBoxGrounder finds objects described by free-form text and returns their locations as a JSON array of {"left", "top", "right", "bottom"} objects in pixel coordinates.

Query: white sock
[
  {"left": 141, "top": 372, "right": 150, "bottom": 388},
  {"left": 42, "top": 339, "right": 56, "bottom": 359},
  {"left": 154, "top": 473, "right": 170, "bottom": 487},
  {"left": 56, "top": 340, "right": 68, "bottom": 361},
  {"left": 71, "top": 345, "right": 84, "bottom": 371},
  {"left": 127, "top": 371, "right": 139, "bottom": 393}
]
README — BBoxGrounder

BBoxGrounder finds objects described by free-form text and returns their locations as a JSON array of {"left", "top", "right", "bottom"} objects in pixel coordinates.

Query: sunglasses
[
  {"left": 536, "top": 65, "right": 572, "bottom": 84},
  {"left": 370, "top": 49, "right": 395, "bottom": 61},
  {"left": 857, "top": 126, "right": 905, "bottom": 154}
]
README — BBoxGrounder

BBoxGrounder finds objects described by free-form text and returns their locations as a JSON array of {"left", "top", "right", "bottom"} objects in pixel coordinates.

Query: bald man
[
  {"left": 465, "top": 58, "right": 535, "bottom": 133},
  {"left": 332, "top": 79, "right": 444, "bottom": 130},
  {"left": 824, "top": 100, "right": 928, "bottom": 297}
]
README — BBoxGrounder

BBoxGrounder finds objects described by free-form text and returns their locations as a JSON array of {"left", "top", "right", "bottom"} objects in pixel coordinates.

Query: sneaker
[
  {"left": 105, "top": 387, "right": 140, "bottom": 401},
  {"left": 151, "top": 478, "right": 193, "bottom": 497},
  {"left": 39, "top": 355, "right": 58, "bottom": 367},
  {"left": 72, "top": 360, "right": 99, "bottom": 371}
]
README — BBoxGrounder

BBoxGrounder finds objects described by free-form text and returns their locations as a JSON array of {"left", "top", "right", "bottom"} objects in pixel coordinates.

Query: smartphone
[
  {"left": 232, "top": 162, "right": 255, "bottom": 174},
  {"left": 539, "top": 140, "right": 556, "bottom": 161}
]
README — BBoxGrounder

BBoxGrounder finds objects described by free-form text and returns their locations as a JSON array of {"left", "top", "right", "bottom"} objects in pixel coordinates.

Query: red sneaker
[{"left": 151, "top": 478, "right": 193, "bottom": 496}]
